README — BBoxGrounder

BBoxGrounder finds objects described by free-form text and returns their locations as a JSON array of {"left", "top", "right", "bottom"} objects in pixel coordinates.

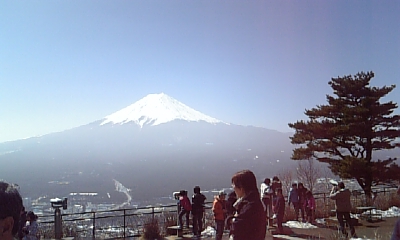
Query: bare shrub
[
  {"left": 278, "top": 169, "right": 294, "bottom": 195},
  {"left": 141, "top": 219, "right": 162, "bottom": 240},
  {"left": 162, "top": 212, "right": 177, "bottom": 235},
  {"left": 296, "top": 158, "right": 321, "bottom": 193},
  {"left": 373, "top": 191, "right": 400, "bottom": 211}
]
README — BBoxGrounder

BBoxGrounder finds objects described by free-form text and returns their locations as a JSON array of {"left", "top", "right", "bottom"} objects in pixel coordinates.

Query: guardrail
[
  {"left": 37, "top": 186, "right": 398, "bottom": 239},
  {"left": 38, "top": 202, "right": 215, "bottom": 239}
]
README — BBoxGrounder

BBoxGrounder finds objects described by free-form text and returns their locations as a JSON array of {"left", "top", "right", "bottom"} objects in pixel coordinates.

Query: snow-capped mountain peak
[{"left": 100, "top": 93, "right": 223, "bottom": 127}]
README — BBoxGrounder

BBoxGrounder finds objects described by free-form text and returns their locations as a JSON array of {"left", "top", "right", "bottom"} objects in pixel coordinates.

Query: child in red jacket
[
  {"left": 212, "top": 191, "right": 227, "bottom": 240},
  {"left": 304, "top": 190, "right": 316, "bottom": 223},
  {"left": 178, "top": 190, "right": 192, "bottom": 229}
]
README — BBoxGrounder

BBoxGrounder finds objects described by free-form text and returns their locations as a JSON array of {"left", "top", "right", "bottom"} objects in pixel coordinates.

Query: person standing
[
  {"left": 192, "top": 186, "right": 206, "bottom": 237},
  {"left": 288, "top": 183, "right": 300, "bottom": 221},
  {"left": 297, "top": 183, "right": 307, "bottom": 222},
  {"left": 212, "top": 191, "right": 227, "bottom": 240},
  {"left": 304, "top": 190, "right": 316, "bottom": 223},
  {"left": 226, "top": 190, "right": 237, "bottom": 217},
  {"left": 330, "top": 182, "right": 356, "bottom": 237},
  {"left": 271, "top": 176, "right": 282, "bottom": 197},
  {"left": 23, "top": 211, "right": 39, "bottom": 240},
  {"left": 178, "top": 190, "right": 192, "bottom": 229},
  {"left": 274, "top": 188, "right": 286, "bottom": 234},
  {"left": 229, "top": 170, "right": 266, "bottom": 240},
  {"left": 260, "top": 178, "right": 273, "bottom": 226},
  {"left": 0, "top": 180, "right": 23, "bottom": 240}
]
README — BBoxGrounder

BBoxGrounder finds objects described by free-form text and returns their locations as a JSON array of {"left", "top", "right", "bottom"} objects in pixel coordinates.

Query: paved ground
[{"left": 165, "top": 217, "right": 399, "bottom": 240}]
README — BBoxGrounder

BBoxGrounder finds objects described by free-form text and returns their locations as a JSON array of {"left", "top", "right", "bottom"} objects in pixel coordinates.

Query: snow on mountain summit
[{"left": 100, "top": 93, "right": 223, "bottom": 127}]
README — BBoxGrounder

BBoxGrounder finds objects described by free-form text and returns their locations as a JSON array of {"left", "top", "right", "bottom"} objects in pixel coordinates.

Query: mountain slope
[
  {"left": 0, "top": 93, "right": 298, "bottom": 202},
  {"left": 100, "top": 93, "right": 223, "bottom": 127}
]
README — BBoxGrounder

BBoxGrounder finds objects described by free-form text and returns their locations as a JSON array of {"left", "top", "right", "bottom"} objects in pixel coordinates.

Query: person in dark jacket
[
  {"left": 191, "top": 186, "right": 206, "bottom": 237},
  {"left": 297, "top": 182, "right": 307, "bottom": 222},
  {"left": 229, "top": 170, "right": 266, "bottom": 240},
  {"left": 226, "top": 190, "right": 237, "bottom": 217},
  {"left": 225, "top": 191, "right": 237, "bottom": 231},
  {"left": 330, "top": 181, "right": 356, "bottom": 237},
  {"left": 274, "top": 188, "right": 286, "bottom": 234}
]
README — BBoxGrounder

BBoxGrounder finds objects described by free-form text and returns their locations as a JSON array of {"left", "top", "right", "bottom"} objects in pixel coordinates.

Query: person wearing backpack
[
  {"left": 178, "top": 190, "right": 192, "bottom": 229},
  {"left": 260, "top": 178, "right": 273, "bottom": 226},
  {"left": 192, "top": 186, "right": 206, "bottom": 237}
]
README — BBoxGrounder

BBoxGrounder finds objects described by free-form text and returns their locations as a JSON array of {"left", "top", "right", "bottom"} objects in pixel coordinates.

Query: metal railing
[
  {"left": 37, "top": 202, "right": 215, "bottom": 239},
  {"left": 37, "top": 186, "right": 398, "bottom": 239}
]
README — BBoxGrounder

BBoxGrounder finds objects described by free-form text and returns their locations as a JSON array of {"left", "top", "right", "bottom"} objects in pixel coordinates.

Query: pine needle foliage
[{"left": 288, "top": 71, "right": 400, "bottom": 202}]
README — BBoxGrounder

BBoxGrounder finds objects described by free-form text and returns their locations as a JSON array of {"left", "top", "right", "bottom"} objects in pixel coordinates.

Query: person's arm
[
  {"left": 330, "top": 186, "right": 339, "bottom": 200},
  {"left": 391, "top": 218, "right": 400, "bottom": 240}
]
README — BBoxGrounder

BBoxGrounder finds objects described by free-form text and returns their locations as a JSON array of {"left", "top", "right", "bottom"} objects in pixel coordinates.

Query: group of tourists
[
  {"left": 260, "top": 177, "right": 315, "bottom": 233},
  {"left": 5, "top": 174, "right": 400, "bottom": 240},
  {"left": 176, "top": 170, "right": 266, "bottom": 240},
  {"left": 176, "top": 171, "right": 360, "bottom": 239}
]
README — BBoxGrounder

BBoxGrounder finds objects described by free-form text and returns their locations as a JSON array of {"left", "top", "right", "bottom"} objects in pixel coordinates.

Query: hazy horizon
[{"left": 1, "top": 1, "right": 400, "bottom": 143}]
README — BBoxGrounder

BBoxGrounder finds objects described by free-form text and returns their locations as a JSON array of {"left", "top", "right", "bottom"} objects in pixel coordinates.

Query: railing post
[
  {"left": 123, "top": 209, "right": 126, "bottom": 239},
  {"left": 92, "top": 211, "right": 96, "bottom": 239},
  {"left": 152, "top": 207, "right": 155, "bottom": 221}
]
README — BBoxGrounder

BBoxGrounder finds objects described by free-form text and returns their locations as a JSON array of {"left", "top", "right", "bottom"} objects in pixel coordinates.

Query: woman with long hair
[{"left": 229, "top": 170, "right": 266, "bottom": 240}]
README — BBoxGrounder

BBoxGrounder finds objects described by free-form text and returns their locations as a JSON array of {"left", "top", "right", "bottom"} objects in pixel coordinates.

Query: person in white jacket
[{"left": 260, "top": 178, "right": 273, "bottom": 226}]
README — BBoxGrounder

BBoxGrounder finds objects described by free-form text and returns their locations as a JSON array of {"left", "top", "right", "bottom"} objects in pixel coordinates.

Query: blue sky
[{"left": 1, "top": 1, "right": 399, "bottom": 143}]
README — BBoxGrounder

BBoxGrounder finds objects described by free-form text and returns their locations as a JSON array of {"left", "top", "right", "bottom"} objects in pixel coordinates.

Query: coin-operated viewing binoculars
[{"left": 50, "top": 198, "right": 68, "bottom": 239}]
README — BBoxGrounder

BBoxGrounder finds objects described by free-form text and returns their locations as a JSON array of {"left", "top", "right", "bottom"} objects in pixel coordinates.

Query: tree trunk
[{"left": 356, "top": 177, "right": 373, "bottom": 206}]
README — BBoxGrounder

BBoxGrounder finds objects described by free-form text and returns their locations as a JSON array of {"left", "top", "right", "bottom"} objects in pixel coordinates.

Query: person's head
[
  {"left": 26, "top": 211, "right": 38, "bottom": 222},
  {"left": 231, "top": 170, "right": 258, "bottom": 198},
  {"left": 0, "top": 181, "right": 23, "bottom": 239},
  {"left": 298, "top": 182, "right": 304, "bottom": 189},
  {"left": 218, "top": 190, "right": 227, "bottom": 200},
  {"left": 338, "top": 182, "right": 345, "bottom": 189},
  {"left": 264, "top": 178, "right": 271, "bottom": 185},
  {"left": 179, "top": 190, "right": 187, "bottom": 197},
  {"left": 277, "top": 188, "right": 283, "bottom": 196},
  {"left": 228, "top": 190, "right": 237, "bottom": 199},
  {"left": 306, "top": 190, "right": 313, "bottom": 197},
  {"left": 292, "top": 183, "right": 298, "bottom": 188},
  {"left": 272, "top": 176, "right": 279, "bottom": 182},
  {"left": 194, "top": 186, "right": 201, "bottom": 194}
]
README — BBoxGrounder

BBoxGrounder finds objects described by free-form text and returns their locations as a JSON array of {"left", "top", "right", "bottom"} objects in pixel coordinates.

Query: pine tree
[{"left": 288, "top": 71, "right": 400, "bottom": 201}]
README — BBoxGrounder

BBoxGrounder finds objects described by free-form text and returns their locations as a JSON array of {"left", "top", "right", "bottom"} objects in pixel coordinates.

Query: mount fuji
[
  {"left": 100, "top": 93, "right": 223, "bottom": 127},
  {"left": 0, "top": 93, "right": 295, "bottom": 203}
]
